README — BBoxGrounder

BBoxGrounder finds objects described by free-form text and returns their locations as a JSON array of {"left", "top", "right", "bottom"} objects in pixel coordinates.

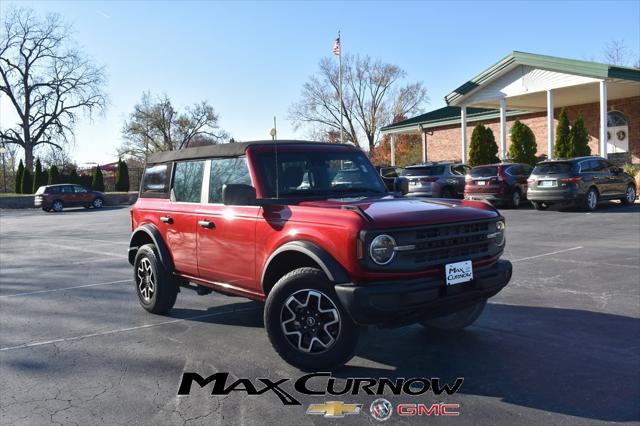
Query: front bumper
[{"left": 335, "top": 259, "right": 512, "bottom": 327}]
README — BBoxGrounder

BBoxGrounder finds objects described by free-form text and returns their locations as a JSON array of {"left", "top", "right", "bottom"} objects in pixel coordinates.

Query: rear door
[{"left": 196, "top": 157, "right": 259, "bottom": 291}]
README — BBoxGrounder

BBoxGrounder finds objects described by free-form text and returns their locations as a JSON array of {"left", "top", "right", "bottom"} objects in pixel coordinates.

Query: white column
[
  {"left": 499, "top": 98, "right": 507, "bottom": 161},
  {"left": 547, "top": 89, "right": 554, "bottom": 159},
  {"left": 460, "top": 106, "right": 467, "bottom": 163},
  {"left": 390, "top": 134, "right": 396, "bottom": 166},
  {"left": 599, "top": 81, "right": 608, "bottom": 159},
  {"left": 421, "top": 131, "right": 427, "bottom": 163}
]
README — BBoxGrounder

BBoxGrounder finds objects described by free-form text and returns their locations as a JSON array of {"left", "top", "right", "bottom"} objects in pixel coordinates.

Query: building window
[{"left": 607, "top": 111, "right": 628, "bottom": 127}]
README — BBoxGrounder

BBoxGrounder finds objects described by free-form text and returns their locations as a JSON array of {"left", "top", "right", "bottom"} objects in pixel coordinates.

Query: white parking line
[
  {"left": 511, "top": 246, "right": 583, "bottom": 262},
  {"left": 0, "top": 279, "right": 131, "bottom": 298},
  {"left": 36, "top": 242, "right": 127, "bottom": 259},
  {"left": 0, "top": 307, "right": 259, "bottom": 352}
]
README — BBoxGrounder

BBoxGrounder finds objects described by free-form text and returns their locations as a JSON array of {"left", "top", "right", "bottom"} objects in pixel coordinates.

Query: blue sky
[{"left": 1, "top": 0, "right": 639, "bottom": 164}]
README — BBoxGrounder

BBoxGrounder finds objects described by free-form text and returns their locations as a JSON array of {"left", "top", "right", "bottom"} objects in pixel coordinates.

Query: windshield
[
  {"left": 470, "top": 166, "right": 498, "bottom": 178},
  {"left": 533, "top": 162, "right": 573, "bottom": 175},
  {"left": 401, "top": 166, "right": 445, "bottom": 177},
  {"left": 254, "top": 149, "right": 386, "bottom": 198}
]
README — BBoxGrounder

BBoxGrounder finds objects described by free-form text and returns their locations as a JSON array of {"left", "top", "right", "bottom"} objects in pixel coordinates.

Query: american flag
[{"left": 332, "top": 36, "right": 340, "bottom": 56}]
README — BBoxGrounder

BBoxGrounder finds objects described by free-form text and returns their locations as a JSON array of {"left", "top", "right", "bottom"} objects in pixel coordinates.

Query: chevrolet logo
[{"left": 307, "top": 401, "right": 362, "bottom": 418}]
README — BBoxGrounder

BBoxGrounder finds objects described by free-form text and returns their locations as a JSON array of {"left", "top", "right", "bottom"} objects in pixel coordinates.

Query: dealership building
[{"left": 381, "top": 52, "right": 640, "bottom": 165}]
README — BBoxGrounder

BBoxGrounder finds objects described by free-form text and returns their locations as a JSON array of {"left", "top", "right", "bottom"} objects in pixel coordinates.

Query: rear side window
[
  {"left": 172, "top": 160, "right": 205, "bottom": 203},
  {"left": 141, "top": 164, "right": 171, "bottom": 197},
  {"left": 533, "top": 162, "right": 573, "bottom": 174},
  {"left": 60, "top": 185, "right": 74, "bottom": 193},
  {"left": 451, "top": 165, "right": 469, "bottom": 176},
  {"left": 470, "top": 166, "right": 498, "bottom": 178},
  {"left": 402, "top": 166, "right": 445, "bottom": 176},
  {"left": 209, "top": 157, "right": 252, "bottom": 203}
]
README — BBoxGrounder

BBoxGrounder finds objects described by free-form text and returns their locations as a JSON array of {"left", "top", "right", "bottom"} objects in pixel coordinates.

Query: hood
[{"left": 298, "top": 196, "right": 499, "bottom": 229}]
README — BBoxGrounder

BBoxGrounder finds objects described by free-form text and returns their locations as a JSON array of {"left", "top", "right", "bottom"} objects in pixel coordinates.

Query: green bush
[
  {"left": 623, "top": 163, "right": 639, "bottom": 178},
  {"left": 468, "top": 124, "right": 499, "bottom": 166},
  {"left": 115, "top": 159, "right": 130, "bottom": 192},
  {"left": 15, "top": 160, "right": 24, "bottom": 194},
  {"left": 508, "top": 119, "right": 537, "bottom": 165},
  {"left": 91, "top": 165, "right": 105, "bottom": 192},
  {"left": 21, "top": 168, "right": 33, "bottom": 194},
  {"left": 569, "top": 116, "right": 590, "bottom": 157},
  {"left": 554, "top": 108, "right": 571, "bottom": 159},
  {"left": 48, "top": 165, "right": 60, "bottom": 185},
  {"left": 32, "top": 158, "right": 43, "bottom": 193}
]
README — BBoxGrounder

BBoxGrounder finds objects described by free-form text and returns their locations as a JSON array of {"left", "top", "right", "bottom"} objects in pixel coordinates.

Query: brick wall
[{"left": 424, "top": 95, "right": 640, "bottom": 164}]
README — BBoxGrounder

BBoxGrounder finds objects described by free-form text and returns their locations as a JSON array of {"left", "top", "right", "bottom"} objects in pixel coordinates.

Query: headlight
[
  {"left": 369, "top": 234, "right": 396, "bottom": 265},
  {"left": 494, "top": 220, "right": 506, "bottom": 246}
]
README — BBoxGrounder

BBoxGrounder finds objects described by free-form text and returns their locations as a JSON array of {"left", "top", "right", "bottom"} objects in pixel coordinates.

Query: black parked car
[
  {"left": 464, "top": 163, "right": 533, "bottom": 208},
  {"left": 527, "top": 156, "right": 636, "bottom": 211}
]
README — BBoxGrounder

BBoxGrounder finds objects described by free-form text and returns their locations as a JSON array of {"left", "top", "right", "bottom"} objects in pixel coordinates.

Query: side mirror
[
  {"left": 222, "top": 184, "right": 257, "bottom": 206},
  {"left": 393, "top": 177, "right": 409, "bottom": 195}
]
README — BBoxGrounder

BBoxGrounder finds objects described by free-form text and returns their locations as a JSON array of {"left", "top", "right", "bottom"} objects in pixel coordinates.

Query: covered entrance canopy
[{"left": 382, "top": 51, "right": 640, "bottom": 165}]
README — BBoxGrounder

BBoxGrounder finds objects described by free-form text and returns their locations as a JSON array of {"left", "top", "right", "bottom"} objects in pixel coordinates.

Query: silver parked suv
[{"left": 402, "top": 162, "right": 470, "bottom": 198}]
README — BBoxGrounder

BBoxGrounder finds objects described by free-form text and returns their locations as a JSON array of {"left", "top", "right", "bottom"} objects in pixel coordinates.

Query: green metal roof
[
  {"left": 380, "top": 106, "right": 529, "bottom": 132},
  {"left": 445, "top": 51, "right": 640, "bottom": 106}
]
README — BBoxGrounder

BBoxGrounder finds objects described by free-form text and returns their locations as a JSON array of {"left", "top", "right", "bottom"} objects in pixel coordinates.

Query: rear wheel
[
  {"left": 134, "top": 244, "right": 178, "bottom": 314},
  {"left": 508, "top": 189, "right": 521, "bottom": 209},
  {"left": 420, "top": 300, "right": 487, "bottom": 332},
  {"left": 532, "top": 201, "right": 548, "bottom": 211},
  {"left": 264, "top": 267, "right": 359, "bottom": 371},
  {"left": 621, "top": 184, "right": 636, "bottom": 205},
  {"left": 51, "top": 200, "right": 64, "bottom": 212},
  {"left": 583, "top": 187, "right": 599, "bottom": 211}
]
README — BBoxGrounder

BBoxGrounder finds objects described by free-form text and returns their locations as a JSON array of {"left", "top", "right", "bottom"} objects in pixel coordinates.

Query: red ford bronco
[{"left": 129, "top": 141, "right": 512, "bottom": 370}]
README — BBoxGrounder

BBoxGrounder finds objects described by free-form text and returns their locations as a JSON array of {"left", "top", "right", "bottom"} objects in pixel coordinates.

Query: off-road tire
[
  {"left": 420, "top": 300, "right": 487, "bottom": 332},
  {"left": 134, "top": 244, "right": 178, "bottom": 314},
  {"left": 264, "top": 267, "right": 358, "bottom": 371},
  {"left": 621, "top": 184, "right": 636, "bottom": 206}
]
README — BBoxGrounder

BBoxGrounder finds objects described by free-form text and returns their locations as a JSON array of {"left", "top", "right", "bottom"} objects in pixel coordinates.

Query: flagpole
[{"left": 338, "top": 31, "right": 344, "bottom": 145}]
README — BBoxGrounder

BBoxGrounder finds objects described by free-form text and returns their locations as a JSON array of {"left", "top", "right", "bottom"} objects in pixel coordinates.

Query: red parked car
[
  {"left": 128, "top": 141, "right": 512, "bottom": 370},
  {"left": 464, "top": 163, "right": 533, "bottom": 208},
  {"left": 35, "top": 184, "right": 105, "bottom": 212}
]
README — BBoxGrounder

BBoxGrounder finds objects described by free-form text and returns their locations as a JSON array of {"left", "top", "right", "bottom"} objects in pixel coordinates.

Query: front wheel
[
  {"left": 264, "top": 268, "right": 359, "bottom": 371},
  {"left": 420, "top": 300, "right": 487, "bottom": 332},
  {"left": 621, "top": 184, "right": 636, "bottom": 205},
  {"left": 92, "top": 197, "right": 104, "bottom": 208},
  {"left": 134, "top": 244, "right": 178, "bottom": 314}
]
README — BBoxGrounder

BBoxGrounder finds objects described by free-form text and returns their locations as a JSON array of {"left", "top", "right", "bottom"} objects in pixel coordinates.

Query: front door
[
  {"left": 73, "top": 185, "right": 92, "bottom": 205},
  {"left": 163, "top": 160, "right": 205, "bottom": 277},
  {"left": 196, "top": 157, "right": 258, "bottom": 292}
]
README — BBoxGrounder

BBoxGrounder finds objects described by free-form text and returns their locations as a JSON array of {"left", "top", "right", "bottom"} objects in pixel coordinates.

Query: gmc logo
[{"left": 397, "top": 403, "right": 460, "bottom": 416}]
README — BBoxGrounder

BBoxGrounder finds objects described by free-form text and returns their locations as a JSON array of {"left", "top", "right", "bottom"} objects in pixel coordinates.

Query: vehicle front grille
[{"left": 364, "top": 220, "right": 498, "bottom": 271}]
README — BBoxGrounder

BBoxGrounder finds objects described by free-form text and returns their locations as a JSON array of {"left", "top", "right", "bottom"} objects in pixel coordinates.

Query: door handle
[
  {"left": 160, "top": 216, "right": 173, "bottom": 224},
  {"left": 198, "top": 220, "right": 215, "bottom": 229}
]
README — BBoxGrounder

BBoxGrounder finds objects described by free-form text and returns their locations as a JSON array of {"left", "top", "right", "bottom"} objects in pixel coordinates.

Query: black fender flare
[
  {"left": 128, "top": 224, "right": 175, "bottom": 273},
  {"left": 261, "top": 241, "right": 350, "bottom": 290}
]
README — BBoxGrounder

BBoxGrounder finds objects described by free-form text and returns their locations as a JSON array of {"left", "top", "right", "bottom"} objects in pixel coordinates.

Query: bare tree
[
  {"left": 120, "top": 92, "right": 228, "bottom": 162},
  {"left": 289, "top": 54, "right": 427, "bottom": 152},
  {"left": 0, "top": 8, "right": 107, "bottom": 170},
  {"left": 603, "top": 39, "right": 630, "bottom": 66}
]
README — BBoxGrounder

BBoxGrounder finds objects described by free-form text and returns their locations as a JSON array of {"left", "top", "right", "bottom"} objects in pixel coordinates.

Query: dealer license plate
[
  {"left": 539, "top": 180, "right": 557, "bottom": 187},
  {"left": 445, "top": 260, "right": 473, "bottom": 286},
  {"left": 476, "top": 180, "right": 486, "bottom": 186}
]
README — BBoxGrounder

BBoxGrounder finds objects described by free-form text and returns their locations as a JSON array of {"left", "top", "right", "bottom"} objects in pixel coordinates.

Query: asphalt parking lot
[{"left": 1, "top": 202, "right": 639, "bottom": 425}]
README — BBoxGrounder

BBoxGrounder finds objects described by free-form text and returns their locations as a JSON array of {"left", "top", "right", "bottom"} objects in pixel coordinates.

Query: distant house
[{"left": 381, "top": 51, "right": 640, "bottom": 165}]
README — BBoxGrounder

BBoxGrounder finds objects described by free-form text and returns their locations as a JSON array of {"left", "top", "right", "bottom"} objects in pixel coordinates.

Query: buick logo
[{"left": 370, "top": 398, "right": 393, "bottom": 421}]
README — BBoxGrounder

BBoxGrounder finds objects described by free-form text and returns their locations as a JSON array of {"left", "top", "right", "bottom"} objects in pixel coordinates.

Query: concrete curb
[{"left": 0, "top": 192, "right": 138, "bottom": 209}]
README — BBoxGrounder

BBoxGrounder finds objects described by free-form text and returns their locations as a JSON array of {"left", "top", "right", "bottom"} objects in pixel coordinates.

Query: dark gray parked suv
[
  {"left": 402, "top": 162, "right": 470, "bottom": 198},
  {"left": 527, "top": 156, "right": 636, "bottom": 211}
]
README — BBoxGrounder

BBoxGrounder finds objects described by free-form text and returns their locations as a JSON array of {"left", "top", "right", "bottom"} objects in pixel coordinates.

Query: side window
[
  {"left": 452, "top": 165, "right": 466, "bottom": 176},
  {"left": 61, "top": 185, "right": 74, "bottom": 193},
  {"left": 594, "top": 160, "right": 609, "bottom": 172},
  {"left": 209, "top": 157, "right": 252, "bottom": 203},
  {"left": 579, "top": 160, "right": 594, "bottom": 172},
  {"left": 73, "top": 186, "right": 87, "bottom": 193},
  {"left": 141, "top": 164, "right": 171, "bottom": 198},
  {"left": 173, "top": 161, "right": 205, "bottom": 203}
]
